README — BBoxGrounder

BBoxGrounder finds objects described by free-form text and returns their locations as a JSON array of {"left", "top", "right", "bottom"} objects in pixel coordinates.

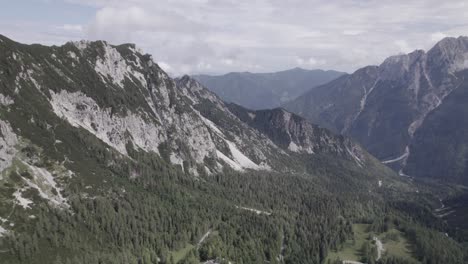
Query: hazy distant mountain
[
  {"left": 285, "top": 36, "right": 468, "bottom": 184},
  {"left": 193, "top": 68, "right": 345, "bottom": 109}
]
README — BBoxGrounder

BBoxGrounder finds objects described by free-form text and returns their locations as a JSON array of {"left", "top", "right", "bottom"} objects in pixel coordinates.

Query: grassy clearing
[
  {"left": 326, "top": 224, "right": 417, "bottom": 263},
  {"left": 378, "top": 229, "right": 417, "bottom": 261},
  {"left": 326, "top": 224, "right": 370, "bottom": 262},
  {"left": 170, "top": 244, "right": 195, "bottom": 263}
]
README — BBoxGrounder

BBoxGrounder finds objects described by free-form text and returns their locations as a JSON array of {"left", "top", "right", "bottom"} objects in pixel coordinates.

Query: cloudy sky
[{"left": 1, "top": 0, "right": 468, "bottom": 75}]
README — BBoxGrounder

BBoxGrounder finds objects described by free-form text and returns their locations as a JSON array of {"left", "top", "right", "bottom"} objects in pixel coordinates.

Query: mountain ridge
[
  {"left": 285, "top": 35, "right": 468, "bottom": 184},
  {"left": 0, "top": 33, "right": 381, "bottom": 182},
  {"left": 192, "top": 67, "right": 345, "bottom": 110},
  {"left": 0, "top": 33, "right": 466, "bottom": 264}
]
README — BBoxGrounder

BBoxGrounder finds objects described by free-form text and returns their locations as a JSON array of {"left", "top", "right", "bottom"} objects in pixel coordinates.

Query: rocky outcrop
[{"left": 0, "top": 34, "right": 374, "bottom": 178}]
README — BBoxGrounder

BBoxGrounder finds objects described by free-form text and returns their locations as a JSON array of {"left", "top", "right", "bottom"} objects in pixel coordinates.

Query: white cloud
[
  {"left": 296, "top": 56, "right": 326, "bottom": 67},
  {"left": 197, "top": 61, "right": 212, "bottom": 71},
  {"left": 222, "top": 59, "right": 234, "bottom": 66},
  {"left": 2, "top": 0, "right": 468, "bottom": 75},
  {"left": 59, "top": 24, "right": 84, "bottom": 32},
  {"left": 431, "top": 32, "right": 448, "bottom": 42},
  {"left": 158, "top": 61, "right": 173, "bottom": 73},
  {"left": 395, "top": 40, "right": 412, "bottom": 53},
  {"left": 342, "top": 29, "right": 365, "bottom": 36}
]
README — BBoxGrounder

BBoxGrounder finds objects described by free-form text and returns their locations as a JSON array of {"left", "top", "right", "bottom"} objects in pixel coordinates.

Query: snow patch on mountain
[{"left": 0, "top": 120, "right": 18, "bottom": 173}]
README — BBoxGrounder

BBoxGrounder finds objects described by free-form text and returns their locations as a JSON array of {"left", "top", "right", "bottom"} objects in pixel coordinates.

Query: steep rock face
[
  {"left": 285, "top": 66, "right": 379, "bottom": 135},
  {"left": 227, "top": 104, "right": 367, "bottom": 167},
  {"left": 405, "top": 69, "right": 468, "bottom": 184},
  {"left": 285, "top": 36, "right": 468, "bottom": 183},
  {"left": 178, "top": 75, "right": 374, "bottom": 168},
  {"left": 0, "top": 34, "right": 376, "bottom": 182},
  {"left": 0, "top": 34, "right": 394, "bottom": 226},
  {"left": 176, "top": 75, "right": 279, "bottom": 171},
  {"left": 0, "top": 35, "right": 275, "bottom": 177},
  {"left": 0, "top": 120, "right": 18, "bottom": 173}
]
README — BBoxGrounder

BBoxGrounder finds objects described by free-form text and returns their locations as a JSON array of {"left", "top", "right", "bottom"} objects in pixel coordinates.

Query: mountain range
[
  {"left": 0, "top": 34, "right": 466, "bottom": 264},
  {"left": 193, "top": 68, "right": 344, "bottom": 110},
  {"left": 285, "top": 36, "right": 468, "bottom": 185}
]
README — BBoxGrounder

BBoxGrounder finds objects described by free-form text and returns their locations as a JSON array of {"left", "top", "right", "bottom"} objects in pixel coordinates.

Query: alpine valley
[
  {"left": 285, "top": 36, "right": 468, "bottom": 186},
  {"left": 0, "top": 34, "right": 466, "bottom": 264}
]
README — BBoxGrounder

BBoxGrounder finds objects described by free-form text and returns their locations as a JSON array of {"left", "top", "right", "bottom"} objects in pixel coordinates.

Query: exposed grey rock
[{"left": 285, "top": 36, "right": 468, "bottom": 183}]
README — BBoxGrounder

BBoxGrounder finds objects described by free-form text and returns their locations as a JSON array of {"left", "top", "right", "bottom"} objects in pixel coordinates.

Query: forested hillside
[{"left": 0, "top": 35, "right": 466, "bottom": 264}]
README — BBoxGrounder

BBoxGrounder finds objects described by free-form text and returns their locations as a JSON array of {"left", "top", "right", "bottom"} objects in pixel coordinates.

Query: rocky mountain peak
[
  {"left": 227, "top": 104, "right": 368, "bottom": 166},
  {"left": 428, "top": 36, "right": 468, "bottom": 73},
  {"left": 380, "top": 50, "right": 425, "bottom": 69},
  {"left": 177, "top": 74, "right": 205, "bottom": 91},
  {"left": 349, "top": 65, "right": 378, "bottom": 80},
  {"left": 378, "top": 50, "right": 426, "bottom": 81},
  {"left": 0, "top": 36, "right": 381, "bottom": 180},
  {"left": 431, "top": 36, "right": 468, "bottom": 52},
  {"left": 284, "top": 35, "right": 468, "bottom": 184}
]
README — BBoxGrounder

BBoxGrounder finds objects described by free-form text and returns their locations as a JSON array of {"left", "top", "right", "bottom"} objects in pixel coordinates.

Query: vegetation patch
[{"left": 326, "top": 224, "right": 417, "bottom": 264}]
